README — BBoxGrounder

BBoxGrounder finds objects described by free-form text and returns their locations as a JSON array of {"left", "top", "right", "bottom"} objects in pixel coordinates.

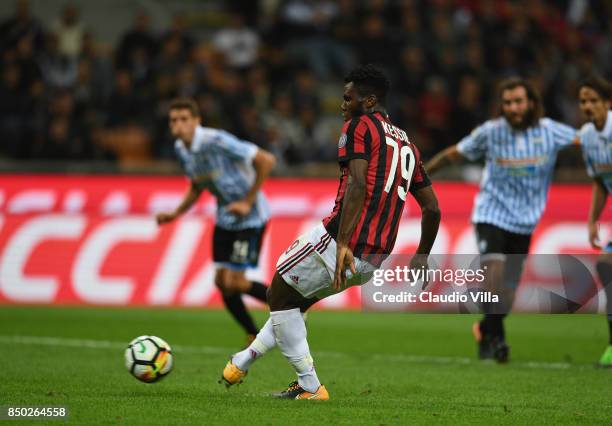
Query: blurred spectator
[
  {"left": 450, "top": 74, "right": 485, "bottom": 143},
  {"left": 419, "top": 76, "right": 452, "bottom": 153},
  {"left": 51, "top": 4, "right": 83, "bottom": 58},
  {"left": 297, "top": 105, "right": 340, "bottom": 162},
  {"left": 263, "top": 92, "right": 303, "bottom": 165},
  {"left": 397, "top": 6, "right": 425, "bottom": 49},
  {"left": 330, "top": 0, "right": 360, "bottom": 49},
  {"left": 396, "top": 46, "right": 426, "bottom": 95},
  {"left": 0, "top": 0, "right": 44, "bottom": 54},
  {"left": 40, "top": 115, "right": 76, "bottom": 159},
  {"left": 260, "top": 44, "right": 294, "bottom": 90},
  {"left": 161, "top": 15, "right": 194, "bottom": 59},
  {"left": 15, "top": 34, "right": 42, "bottom": 91},
  {"left": 106, "top": 69, "right": 150, "bottom": 127},
  {"left": 356, "top": 14, "right": 394, "bottom": 67},
  {"left": 246, "top": 65, "right": 271, "bottom": 112},
  {"left": 212, "top": 13, "right": 260, "bottom": 71},
  {"left": 0, "top": 62, "right": 28, "bottom": 157},
  {"left": 154, "top": 34, "right": 183, "bottom": 77},
  {"left": 79, "top": 31, "right": 113, "bottom": 104},
  {"left": 217, "top": 70, "right": 252, "bottom": 131},
  {"left": 39, "top": 33, "right": 78, "bottom": 90},
  {"left": 236, "top": 104, "right": 267, "bottom": 147},
  {"left": 116, "top": 12, "right": 157, "bottom": 89},
  {"left": 291, "top": 69, "right": 320, "bottom": 113},
  {"left": 281, "top": 0, "right": 354, "bottom": 81}
]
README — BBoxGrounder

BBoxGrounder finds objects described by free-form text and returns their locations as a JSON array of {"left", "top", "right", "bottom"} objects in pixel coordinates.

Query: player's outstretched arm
[
  {"left": 226, "top": 149, "right": 276, "bottom": 217},
  {"left": 588, "top": 178, "right": 607, "bottom": 249},
  {"left": 424, "top": 145, "right": 465, "bottom": 176},
  {"left": 333, "top": 158, "right": 368, "bottom": 290},
  {"left": 156, "top": 181, "right": 203, "bottom": 225}
]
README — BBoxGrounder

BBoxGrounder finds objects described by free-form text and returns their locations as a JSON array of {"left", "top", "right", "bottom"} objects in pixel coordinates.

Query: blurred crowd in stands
[{"left": 1, "top": 0, "right": 611, "bottom": 170}]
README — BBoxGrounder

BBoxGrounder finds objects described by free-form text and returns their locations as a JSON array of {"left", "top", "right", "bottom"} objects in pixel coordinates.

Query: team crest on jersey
[{"left": 338, "top": 133, "right": 347, "bottom": 149}]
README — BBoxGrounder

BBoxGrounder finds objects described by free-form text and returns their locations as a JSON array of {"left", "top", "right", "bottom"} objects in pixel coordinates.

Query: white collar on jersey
[{"left": 175, "top": 125, "right": 207, "bottom": 153}]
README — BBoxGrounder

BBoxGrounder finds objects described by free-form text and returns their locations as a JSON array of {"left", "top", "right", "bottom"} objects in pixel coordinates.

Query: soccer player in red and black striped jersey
[
  {"left": 323, "top": 94, "right": 433, "bottom": 268},
  {"left": 220, "top": 65, "right": 441, "bottom": 399}
]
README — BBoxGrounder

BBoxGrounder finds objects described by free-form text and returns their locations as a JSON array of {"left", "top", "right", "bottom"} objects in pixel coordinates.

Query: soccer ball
[{"left": 124, "top": 335, "right": 173, "bottom": 383}]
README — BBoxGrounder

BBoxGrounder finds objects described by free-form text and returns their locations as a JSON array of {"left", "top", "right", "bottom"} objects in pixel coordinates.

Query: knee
[
  {"left": 222, "top": 271, "right": 249, "bottom": 293},
  {"left": 214, "top": 275, "right": 228, "bottom": 295},
  {"left": 215, "top": 271, "right": 237, "bottom": 295},
  {"left": 267, "top": 276, "right": 285, "bottom": 311}
]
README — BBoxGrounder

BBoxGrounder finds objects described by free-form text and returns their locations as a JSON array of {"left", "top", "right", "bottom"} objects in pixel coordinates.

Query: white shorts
[{"left": 276, "top": 223, "right": 377, "bottom": 299}]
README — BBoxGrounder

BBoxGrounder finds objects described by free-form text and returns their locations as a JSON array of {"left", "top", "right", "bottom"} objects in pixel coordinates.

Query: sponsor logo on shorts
[{"left": 290, "top": 275, "right": 300, "bottom": 283}]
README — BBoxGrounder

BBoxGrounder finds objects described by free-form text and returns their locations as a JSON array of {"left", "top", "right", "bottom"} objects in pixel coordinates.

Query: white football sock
[
  {"left": 270, "top": 308, "right": 321, "bottom": 393},
  {"left": 232, "top": 318, "right": 275, "bottom": 371}
]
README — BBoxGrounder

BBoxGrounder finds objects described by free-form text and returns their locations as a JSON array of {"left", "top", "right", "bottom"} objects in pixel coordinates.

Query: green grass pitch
[{"left": 1, "top": 306, "right": 610, "bottom": 425}]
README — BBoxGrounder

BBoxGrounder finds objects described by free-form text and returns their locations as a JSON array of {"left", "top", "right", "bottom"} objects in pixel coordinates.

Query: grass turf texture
[{"left": 1, "top": 306, "right": 610, "bottom": 425}]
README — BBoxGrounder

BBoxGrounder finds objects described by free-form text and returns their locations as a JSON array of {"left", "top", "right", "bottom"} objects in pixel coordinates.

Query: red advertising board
[{"left": 0, "top": 175, "right": 607, "bottom": 308}]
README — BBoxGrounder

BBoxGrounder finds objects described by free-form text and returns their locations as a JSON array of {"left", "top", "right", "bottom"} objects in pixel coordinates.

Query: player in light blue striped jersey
[
  {"left": 156, "top": 98, "right": 276, "bottom": 345},
  {"left": 576, "top": 76, "right": 612, "bottom": 367},
  {"left": 426, "top": 78, "right": 578, "bottom": 362}
]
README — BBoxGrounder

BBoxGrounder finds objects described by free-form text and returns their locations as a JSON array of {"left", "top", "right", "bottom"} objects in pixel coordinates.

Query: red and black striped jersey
[{"left": 322, "top": 112, "right": 431, "bottom": 265}]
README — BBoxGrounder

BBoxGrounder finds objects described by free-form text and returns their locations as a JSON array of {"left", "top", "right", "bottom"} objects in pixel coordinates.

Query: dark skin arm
[
  {"left": 156, "top": 181, "right": 203, "bottom": 224},
  {"left": 333, "top": 158, "right": 368, "bottom": 290},
  {"left": 226, "top": 149, "right": 276, "bottom": 216},
  {"left": 424, "top": 145, "right": 466, "bottom": 176},
  {"left": 409, "top": 185, "right": 441, "bottom": 289},
  {"left": 588, "top": 178, "right": 608, "bottom": 249}
]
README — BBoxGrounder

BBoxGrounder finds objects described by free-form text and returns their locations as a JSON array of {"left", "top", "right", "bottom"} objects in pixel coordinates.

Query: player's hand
[
  {"left": 410, "top": 254, "right": 430, "bottom": 290},
  {"left": 333, "top": 244, "right": 356, "bottom": 291},
  {"left": 226, "top": 200, "right": 252, "bottom": 217},
  {"left": 156, "top": 212, "right": 178, "bottom": 225},
  {"left": 588, "top": 222, "right": 601, "bottom": 249}
]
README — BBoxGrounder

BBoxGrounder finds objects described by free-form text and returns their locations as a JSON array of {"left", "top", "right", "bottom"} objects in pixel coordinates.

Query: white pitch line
[
  {"left": 0, "top": 335, "right": 229, "bottom": 355},
  {"left": 0, "top": 335, "right": 590, "bottom": 371}
]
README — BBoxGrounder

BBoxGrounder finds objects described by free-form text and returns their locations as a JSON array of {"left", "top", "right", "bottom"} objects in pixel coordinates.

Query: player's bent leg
[
  {"left": 477, "top": 255, "right": 506, "bottom": 361},
  {"left": 220, "top": 318, "right": 275, "bottom": 388},
  {"left": 215, "top": 268, "right": 260, "bottom": 340},
  {"left": 270, "top": 307, "right": 327, "bottom": 400},
  {"left": 220, "top": 274, "right": 316, "bottom": 388},
  {"left": 245, "top": 280, "right": 268, "bottom": 303},
  {"left": 220, "top": 269, "right": 269, "bottom": 304},
  {"left": 266, "top": 273, "right": 327, "bottom": 400},
  {"left": 231, "top": 318, "right": 275, "bottom": 370}
]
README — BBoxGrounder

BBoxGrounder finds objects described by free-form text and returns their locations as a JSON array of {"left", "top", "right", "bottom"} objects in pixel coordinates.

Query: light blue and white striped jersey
[
  {"left": 175, "top": 125, "right": 270, "bottom": 231},
  {"left": 579, "top": 110, "right": 612, "bottom": 194},
  {"left": 457, "top": 117, "right": 577, "bottom": 234}
]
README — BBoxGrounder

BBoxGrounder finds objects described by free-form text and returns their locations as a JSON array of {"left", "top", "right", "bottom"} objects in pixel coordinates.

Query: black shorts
[
  {"left": 475, "top": 223, "right": 531, "bottom": 255},
  {"left": 213, "top": 225, "right": 266, "bottom": 270},
  {"left": 475, "top": 223, "right": 531, "bottom": 289}
]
